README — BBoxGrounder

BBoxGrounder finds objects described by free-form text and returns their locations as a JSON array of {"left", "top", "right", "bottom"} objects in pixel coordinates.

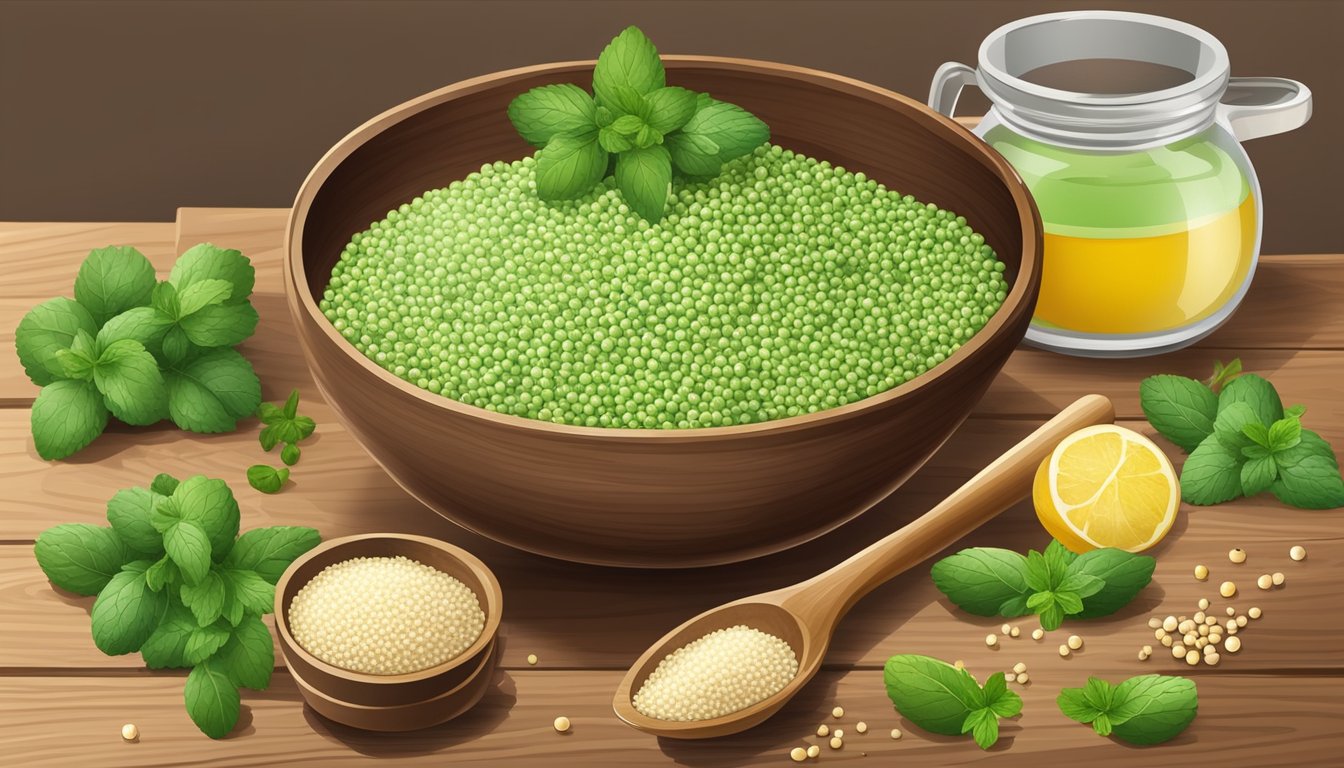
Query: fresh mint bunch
[
  {"left": 883, "top": 655, "right": 1022, "bottom": 749},
  {"left": 33, "top": 473, "right": 320, "bottom": 739},
  {"left": 507, "top": 26, "right": 769, "bottom": 222},
  {"left": 1057, "top": 674, "right": 1198, "bottom": 745},
  {"left": 1140, "top": 359, "right": 1344, "bottom": 509},
  {"left": 15, "top": 244, "right": 263, "bottom": 459},
  {"left": 931, "top": 540, "right": 1154, "bottom": 630}
]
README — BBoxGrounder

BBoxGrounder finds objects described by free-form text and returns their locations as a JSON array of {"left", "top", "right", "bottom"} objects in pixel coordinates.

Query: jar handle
[
  {"left": 928, "top": 62, "right": 979, "bottom": 117},
  {"left": 1219, "top": 77, "right": 1312, "bottom": 142}
]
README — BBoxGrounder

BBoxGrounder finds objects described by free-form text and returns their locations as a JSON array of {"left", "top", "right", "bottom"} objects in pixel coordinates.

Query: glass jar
[{"left": 929, "top": 11, "right": 1311, "bottom": 357}]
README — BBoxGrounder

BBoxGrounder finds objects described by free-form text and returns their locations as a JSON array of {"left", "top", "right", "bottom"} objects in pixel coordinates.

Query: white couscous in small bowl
[{"left": 274, "top": 533, "right": 503, "bottom": 729}]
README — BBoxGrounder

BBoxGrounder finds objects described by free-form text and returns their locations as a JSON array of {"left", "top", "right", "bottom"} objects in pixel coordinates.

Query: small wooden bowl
[
  {"left": 285, "top": 57, "right": 1042, "bottom": 568},
  {"left": 293, "top": 638, "right": 500, "bottom": 732},
  {"left": 274, "top": 533, "right": 503, "bottom": 708}
]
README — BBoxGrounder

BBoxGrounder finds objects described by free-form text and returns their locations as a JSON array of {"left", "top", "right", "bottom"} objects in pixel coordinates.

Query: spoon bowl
[{"left": 613, "top": 395, "right": 1115, "bottom": 738}]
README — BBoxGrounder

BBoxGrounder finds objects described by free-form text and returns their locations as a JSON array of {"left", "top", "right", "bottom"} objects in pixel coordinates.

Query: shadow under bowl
[
  {"left": 274, "top": 533, "right": 503, "bottom": 708},
  {"left": 285, "top": 56, "right": 1042, "bottom": 568}
]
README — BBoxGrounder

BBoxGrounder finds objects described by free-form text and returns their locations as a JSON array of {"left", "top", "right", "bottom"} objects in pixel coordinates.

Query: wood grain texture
[
  {"left": 285, "top": 58, "right": 1042, "bottom": 567},
  {"left": 0, "top": 222, "right": 177, "bottom": 405},
  {"left": 2, "top": 671, "right": 1340, "bottom": 767}
]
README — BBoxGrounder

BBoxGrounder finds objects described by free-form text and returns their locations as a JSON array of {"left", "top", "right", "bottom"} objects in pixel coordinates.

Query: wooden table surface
[{"left": 1, "top": 209, "right": 1341, "bottom": 767}]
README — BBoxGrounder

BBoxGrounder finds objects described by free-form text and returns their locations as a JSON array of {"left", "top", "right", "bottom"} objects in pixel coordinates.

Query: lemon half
[{"left": 1033, "top": 424, "right": 1179, "bottom": 553}]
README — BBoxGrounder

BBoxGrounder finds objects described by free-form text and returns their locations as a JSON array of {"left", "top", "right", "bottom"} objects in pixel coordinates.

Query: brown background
[{"left": 1, "top": 0, "right": 1340, "bottom": 254}]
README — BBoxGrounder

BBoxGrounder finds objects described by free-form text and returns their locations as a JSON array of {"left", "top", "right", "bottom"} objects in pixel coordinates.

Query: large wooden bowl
[{"left": 285, "top": 57, "right": 1041, "bottom": 568}]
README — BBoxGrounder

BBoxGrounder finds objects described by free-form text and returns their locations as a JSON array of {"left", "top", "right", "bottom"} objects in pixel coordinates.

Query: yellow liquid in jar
[{"left": 1033, "top": 194, "right": 1257, "bottom": 334}]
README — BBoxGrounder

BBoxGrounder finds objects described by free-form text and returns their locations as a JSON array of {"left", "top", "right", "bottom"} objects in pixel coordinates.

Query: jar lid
[{"left": 977, "top": 11, "right": 1230, "bottom": 148}]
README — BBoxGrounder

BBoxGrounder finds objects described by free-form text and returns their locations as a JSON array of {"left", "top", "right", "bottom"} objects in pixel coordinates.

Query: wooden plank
[
  {"left": 1, "top": 671, "right": 1339, "bottom": 767},
  {"left": 5, "top": 410, "right": 1341, "bottom": 673},
  {"left": 0, "top": 222, "right": 178, "bottom": 405}
]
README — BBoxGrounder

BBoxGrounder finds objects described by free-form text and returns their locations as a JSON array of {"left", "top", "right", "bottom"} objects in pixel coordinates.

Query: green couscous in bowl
[{"left": 285, "top": 57, "right": 1041, "bottom": 568}]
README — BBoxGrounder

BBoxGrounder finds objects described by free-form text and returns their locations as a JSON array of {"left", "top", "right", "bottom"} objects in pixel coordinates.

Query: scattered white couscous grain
[
  {"left": 1185, "top": 650, "right": 1200, "bottom": 665},
  {"left": 1197, "top": 598, "right": 1210, "bottom": 611},
  {"left": 807, "top": 745, "right": 821, "bottom": 758},
  {"left": 1272, "top": 572, "right": 1285, "bottom": 586},
  {"left": 1226, "top": 606, "right": 1236, "bottom": 617},
  {"left": 1220, "top": 581, "right": 1237, "bottom": 598},
  {"left": 1148, "top": 617, "right": 1162, "bottom": 629},
  {"left": 1032, "top": 628, "right": 1045, "bottom": 641},
  {"left": 527, "top": 654, "right": 538, "bottom": 666},
  {"left": 1290, "top": 545, "right": 1307, "bottom": 561},
  {"left": 1162, "top": 615, "right": 1179, "bottom": 632},
  {"left": 1205, "top": 652, "right": 1221, "bottom": 666},
  {"left": 953, "top": 659, "right": 965, "bottom": 670},
  {"left": 817, "top": 724, "right": 829, "bottom": 737},
  {"left": 830, "top": 736, "right": 844, "bottom": 750},
  {"left": 1236, "top": 614, "right": 1248, "bottom": 627},
  {"left": 985, "top": 633, "right": 998, "bottom": 648},
  {"left": 1016, "top": 672, "right": 1029, "bottom": 684},
  {"left": 834, "top": 729, "right": 844, "bottom": 739},
  {"left": 1194, "top": 564, "right": 1209, "bottom": 580},
  {"left": 1012, "top": 662, "right": 1027, "bottom": 674},
  {"left": 632, "top": 625, "right": 797, "bottom": 721},
  {"left": 1006, "top": 673, "right": 1016, "bottom": 683},
  {"left": 1066, "top": 635, "right": 1084, "bottom": 651},
  {"left": 790, "top": 747, "right": 808, "bottom": 762},
  {"left": 1059, "top": 644, "right": 1071, "bottom": 658},
  {"left": 1224, "top": 636, "right": 1242, "bottom": 653},
  {"left": 553, "top": 716, "right": 571, "bottom": 733},
  {"left": 890, "top": 728, "right": 903, "bottom": 740},
  {"left": 1248, "top": 606, "right": 1262, "bottom": 619},
  {"left": 1001, "top": 623, "right": 1012, "bottom": 634},
  {"left": 1010, "top": 626, "right": 1020, "bottom": 638},
  {"left": 1138, "top": 649, "right": 1149, "bottom": 661},
  {"left": 1257, "top": 574, "right": 1273, "bottom": 590},
  {"left": 287, "top": 555, "right": 485, "bottom": 675},
  {"left": 856, "top": 722, "right": 868, "bottom": 734},
  {"left": 120, "top": 723, "right": 138, "bottom": 742},
  {"left": 832, "top": 706, "right": 845, "bottom": 719},
  {"left": 1228, "top": 548, "right": 1247, "bottom": 564}
]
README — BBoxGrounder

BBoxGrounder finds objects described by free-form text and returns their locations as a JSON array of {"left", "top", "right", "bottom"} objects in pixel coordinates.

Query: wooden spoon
[{"left": 612, "top": 394, "right": 1115, "bottom": 738}]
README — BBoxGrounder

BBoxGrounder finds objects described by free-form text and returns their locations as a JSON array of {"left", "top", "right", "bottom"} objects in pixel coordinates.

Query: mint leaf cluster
[
  {"left": 1140, "top": 359, "right": 1344, "bottom": 509},
  {"left": 33, "top": 474, "right": 319, "bottom": 739},
  {"left": 507, "top": 26, "right": 769, "bottom": 222},
  {"left": 15, "top": 245, "right": 263, "bottom": 460},
  {"left": 931, "top": 540, "right": 1154, "bottom": 630},
  {"left": 1057, "top": 674, "right": 1198, "bottom": 745},
  {"left": 883, "top": 655, "right": 1022, "bottom": 750},
  {"left": 246, "top": 388, "right": 316, "bottom": 493}
]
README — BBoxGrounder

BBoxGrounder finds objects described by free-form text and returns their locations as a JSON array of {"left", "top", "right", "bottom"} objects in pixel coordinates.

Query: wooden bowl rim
[
  {"left": 285, "top": 55, "right": 1041, "bottom": 442},
  {"left": 273, "top": 533, "right": 504, "bottom": 687},
  {"left": 290, "top": 637, "right": 499, "bottom": 712}
]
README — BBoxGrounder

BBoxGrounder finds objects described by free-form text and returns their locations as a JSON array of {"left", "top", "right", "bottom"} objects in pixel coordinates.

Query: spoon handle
[{"left": 783, "top": 394, "right": 1115, "bottom": 625}]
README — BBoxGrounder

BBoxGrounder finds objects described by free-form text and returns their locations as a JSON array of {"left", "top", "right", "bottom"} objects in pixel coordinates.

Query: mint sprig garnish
[
  {"left": 33, "top": 475, "right": 320, "bottom": 739},
  {"left": 15, "top": 244, "right": 263, "bottom": 459},
  {"left": 507, "top": 26, "right": 769, "bottom": 222},
  {"left": 930, "top": 540, "right": 1154, "bottom": 630},
  {"left": 883, "top": 655, "right": 1022, "bottom": 750},
  {"left": 1141, "top": 359, "right": 1344, "bottom": 509},
  {"left": 1058, "top": 675, "right": 1198, "bottom": 745}
]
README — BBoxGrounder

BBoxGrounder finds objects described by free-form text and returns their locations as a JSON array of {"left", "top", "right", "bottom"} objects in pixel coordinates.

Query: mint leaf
[
  {"left": 31, "top": 379, "right": 109, "bottom": 460},
  {"left": 1180, "top": 434, "right": 1243, "bottom": 505},
  {"left": 223, "top": 526, "right": 321, "bottom": 584},
  {"left": 592, "top": 26, "right": 665, "bottom": 108},
  {"left": 175, "top": 278, "right": 233, "bottom": 316},
  {"left": 599, "top": 125, "right": 636, "bottom": 153},
  {"left": 616, "top": 145, "right": 672, "bottom": 223},
  {"left": 961, "top": 707, "right": 1000, "bottom": 750},
  {"left": 151, "top": 281, "right": 180, "bottom": 318},
  {"left": 508, "top": 83, "right": 598, "bottom": 148},
  {"left": 164, "top": 520, "right": 213, "bottom": 586},
  {"left": 666, "top": 131, "right": 723, "bottom": 176},
  {"left": 281, "top": 442, "right": 301, "bottom": 466},
  {"left": 170, "top": 476, "right": 242, "bottom": 559},
  {"left": 246, "top": 465, "right": 289, "bottom": 494},
  {"left": 91, "top": 567, "right": 168, "bottom": 655},
  {"left": 644, "top": 86, "right": 699, "bottom": 133},
  {"left": 93, "top": 338, "right": 167, "bottom": 426},
  {"left": 161, "top": 325, "right": 191, "bottom": 364},
  {"left": 178, "top": 302, "right": 260, "bottom": 348},
  {"left": 1272, "top": 454, "right": 1344, "bottom": 509},
  {"left": 1139, "top": 375, "right": 1217, "bottom": 452},
  {"left": 151, "top": 473, "right": 181, "bottom": 496},
  {"left": 1240, "top": 455, "right": 1278, "bottom": 496},
  {"left": 222, "top": 568, "right": 274, "bottom": 617},
  {"left": 929, "top": 548, "right": 1030, "bottom": 616},
  {"left": 97, "top": 306, "right": 171, "bottom": 359},
  {"left": 604, "top": 85, "right": 651, "bottom": 120},
  {"left": 74, "top": 246, "right": 157, "bottom": 326},
  {"left": 676, "top": 101, "right": 769, "bottom": 164},
  {"left": 15, "top": 297, "right": 98, "bottom": 386},
  {"left": 184, "top": 619, "right": 232, "bottom": 665},
  {"left": 144, "top": 554, "right": 177, "bottom": 592},
  {"left": 1108, "top": 675, "right": 1199, "bottom": 745},
  {"left": 1206, "top": 358, "right": 1243, "bottom": 391},
  {"left": 883, "top": 655, "right": 983, "bottom": 736},
  {"left": 1218, "top": 374, "right": 1282, "bottom": 427},
  {"left": 54, "top": 329, "right": 97, "bottom": 380},
  {"left": 165, "top": 348, "right": 262, "bottom": 433},
  {"left": 169, "top": 244, "right": 255, "bottom": 305},
  {"left": 1213, "top": 401, "right": 1260, "bottom": 451},
  {"left": 139, "top": 599, "right": 197, "bottom": 669},
  {"left": 34, "top": 523, "right": 130, "bottom": 595},
  {"left": 181, "top": 570, "right": 227, "bottom": 627},
  {"left": 215, "top": 614, "right": 274, "bottom": 690},
  {"left": 106, "top": 487, "right": 166, "bottom": 556},
  {"left": 1068, "top": 548, "right": 1155, "bottom": 619},
  {"left": 1242, "top": 421, "right": 1271, "bottom": 448},
  {"left": 184, "top": 658, "right": 241, "bottom": 739},
  {"left": 1267, "top": 416, "right": 1302, "bottom": 452},
  {"left": 534, "top": 133, "right": 607, "bottom": 201}
]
